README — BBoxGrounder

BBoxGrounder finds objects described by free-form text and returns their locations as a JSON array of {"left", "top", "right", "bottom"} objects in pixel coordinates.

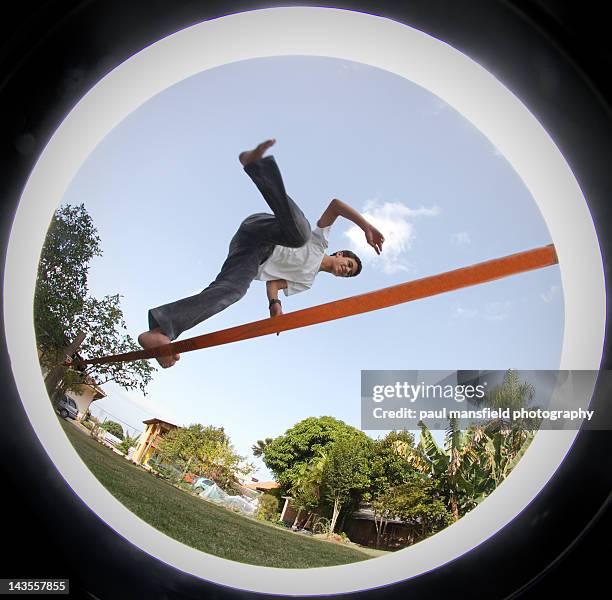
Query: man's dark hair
[{"left": 333, "top": 250, "right": 362, "bottom": 277}]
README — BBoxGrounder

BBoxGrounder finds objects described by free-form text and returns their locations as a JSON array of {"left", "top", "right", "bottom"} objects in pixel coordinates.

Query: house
[
  {"left": 132, "top": 418, "right": 179, "bottom": 466},
  {"left": 38, "top": 347, "right": 105, "bottom": 420},
  {"left": 243, "top": 481, "right": 280, "bottom": 493},
  {"left": 65, "top": 378, "right": 105, "bottom": 420}
]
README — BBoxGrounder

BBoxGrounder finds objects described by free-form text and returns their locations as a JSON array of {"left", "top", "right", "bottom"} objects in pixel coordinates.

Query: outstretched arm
[{"left": 317, "top": 198, "right": 385, "bottom": 254}]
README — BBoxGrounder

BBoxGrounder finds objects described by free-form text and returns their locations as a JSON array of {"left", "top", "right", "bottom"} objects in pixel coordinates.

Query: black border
[{"left": 1, "top": 2, "right": 610, "bottom": 598}]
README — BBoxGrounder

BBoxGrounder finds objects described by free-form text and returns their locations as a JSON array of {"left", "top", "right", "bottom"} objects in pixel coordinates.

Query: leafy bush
[
  {"left": 256, "top": 493, "right": 279, "bottom": 521},
  {"left": 117, "top": 434, "right": 138, "bottom": 455},
  {"left": 312, "top": 516, "right": 332, "bottom": 536},
  {"left": 100, "top": 420, "right": 124, "bottom": 440}
]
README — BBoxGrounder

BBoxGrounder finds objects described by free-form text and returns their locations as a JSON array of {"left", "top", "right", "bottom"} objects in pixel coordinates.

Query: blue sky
[{"left": 60, "top": 56, "right": 563, "bottom": 478}]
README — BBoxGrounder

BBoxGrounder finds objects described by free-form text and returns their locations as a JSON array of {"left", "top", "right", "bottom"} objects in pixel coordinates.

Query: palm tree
[
  {"left": 478, "top": 369, "right": 539, "bottom": 465},
  {"left": 485, "top": 369, "right": 534, "bottom": 410}
]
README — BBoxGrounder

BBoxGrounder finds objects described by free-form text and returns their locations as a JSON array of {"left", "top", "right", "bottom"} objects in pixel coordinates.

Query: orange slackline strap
[{"left": 77, "top": 244, "right": 558, "bottom": 367}]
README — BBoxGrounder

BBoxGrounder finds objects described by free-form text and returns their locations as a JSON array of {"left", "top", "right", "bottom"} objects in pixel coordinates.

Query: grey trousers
[{"left": 148, "top": 156, "right": 312, "bottom": 341}]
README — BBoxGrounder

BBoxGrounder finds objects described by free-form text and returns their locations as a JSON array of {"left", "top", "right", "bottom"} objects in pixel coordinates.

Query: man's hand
[
  {"left": 269, "top": 302, "right": 283, "bottom": 318},
  {"left": 364, "top": 224, "right": 385, "bottom": 255},
  {"left": 317, "top": 199, "right": 385, "bottom": 255}
]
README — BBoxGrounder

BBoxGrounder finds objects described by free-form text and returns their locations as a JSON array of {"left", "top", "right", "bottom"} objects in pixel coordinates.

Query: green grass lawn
[{"left": 61, "top": 419, "right": 378, "bottom": 568}]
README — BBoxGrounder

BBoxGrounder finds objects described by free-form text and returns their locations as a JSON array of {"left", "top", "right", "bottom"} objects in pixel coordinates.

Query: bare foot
[
  {"left": 138, "top": 328, "right": 180, "bottom": 369},
  {"left": 239, "top": 139, "right": 276, "bottom": 166}
]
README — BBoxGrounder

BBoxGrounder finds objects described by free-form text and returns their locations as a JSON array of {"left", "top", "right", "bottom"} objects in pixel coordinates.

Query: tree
[
  {"left": 251, "top": 437, "right": 273, "bottom": 458},
  {"left": 256, "top": 494, "right": 279, "bottom": 521},
  {"left": 483, "top": 369, "right": 535, "bottom": 412},
  {"left": 407, "top": 418, "right": 487, "bottom": 520},
  {"left": 482, "top": 369, "right": 540, "bottom": 431},
  {"left": 64, "top": 295, "right": 155, "bottom": 393},
  {"left": 467, "top": 369, "right": 539, "bottom": 490},
  {"left": 481, "top": 426, "right": 534, "bottom": 488},
  {"left": 35, "top": 203, "right": 154, "bottom": 396},
  {"left": 287, "top": 450, "right": 327, "bottom": 528},
  {"left": 386, "top": 474, "right": 452, "bottom": 542},
  {"left": 100, "top": 420, "right": 124, "bottom": 440},
  {"left": 367, "top": 430, "right": 417, "bottom": 547},
  {"left": 408, "top": 417, "right": 535, "bottom": 521},
  {"left": 35, "top": 204, "right": 101, "bottom": 353},
  {"left": 262, "top": 416, "right": 370, "bottom": 489},
  {"left": 157, "top": 424, "right": 252, "bottom": 489},
  {"left": 320, "top": 436, "right": 371, "bottom": 534}
]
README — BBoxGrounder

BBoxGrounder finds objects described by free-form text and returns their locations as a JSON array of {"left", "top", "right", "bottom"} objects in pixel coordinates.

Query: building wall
[
  {"left": 133, "top": 424, "right": 158, "bottom": 464},
  {"left": 133, "top": 422, "right": 177, "bottom": 465},
  {"left": 279, "top": 497, "right": 417, "bottom": 549},
  {"left": 279, "top": 501, "right": 321, "bottom": 530},
  {"left": 344, "top": 518, "right": 416, "bottom": 550},
  {"left": 280, "top": 501, "right": 300, "bottom": 526},
  {"left": 38, "top": 352, "right": 102, "bottom": 420},
  {"left": 65, "top": 385, "right": 98, "bottom": 420}
]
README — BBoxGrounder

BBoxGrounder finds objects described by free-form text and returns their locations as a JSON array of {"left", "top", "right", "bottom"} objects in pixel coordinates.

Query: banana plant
[{"left": 406, "top": 417, "right": 534, "bottom": 521}]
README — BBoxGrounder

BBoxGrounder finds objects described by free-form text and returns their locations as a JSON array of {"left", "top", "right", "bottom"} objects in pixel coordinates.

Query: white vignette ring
[{"left": 3, "top": 7, "right": 605, "bottom": 596}]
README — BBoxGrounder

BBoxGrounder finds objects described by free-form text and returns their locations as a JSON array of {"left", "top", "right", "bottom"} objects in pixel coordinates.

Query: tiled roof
[
  {"left": 244, "top": 481, "right": 280, "bottom": 490},
  {"left": 142, "top": 418, "right": 179, "bottom": 428}
]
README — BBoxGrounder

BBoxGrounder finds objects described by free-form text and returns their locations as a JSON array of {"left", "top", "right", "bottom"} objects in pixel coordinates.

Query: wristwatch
[{"left": 269, "top": 298, "right": 282, "bottom": 308}]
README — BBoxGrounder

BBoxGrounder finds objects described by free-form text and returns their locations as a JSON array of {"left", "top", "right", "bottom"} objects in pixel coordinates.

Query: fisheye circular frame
[{"left": 3, "top": 7, "right": 605, "bottom": 596}]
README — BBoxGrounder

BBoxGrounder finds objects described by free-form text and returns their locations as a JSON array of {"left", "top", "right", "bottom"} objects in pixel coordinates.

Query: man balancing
[{"left": 138, "top": 139, "right": 385, "bottom": 368}]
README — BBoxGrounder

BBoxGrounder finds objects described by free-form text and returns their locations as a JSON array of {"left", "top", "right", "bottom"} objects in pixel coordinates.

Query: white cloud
[
  {"left": 540, "top": 285, "right": 560, "bottom": 303},
  {"left": 452, "top": 301, "right": 511, "bottom": 321},
  {"left": 453, "top": 306, "right": 478, "bottom": 319},
  {"left": 483, "top": 301, "right": 512, "bottom": 321},
  {"left": 451, "top": 231, "right": 471, "bottom": 245},
  {"left": 432, "top": 97, "right": 449, "bottom": 115},
  {"left": 343, "top": 200, "right": 440, "bottom": 274}
]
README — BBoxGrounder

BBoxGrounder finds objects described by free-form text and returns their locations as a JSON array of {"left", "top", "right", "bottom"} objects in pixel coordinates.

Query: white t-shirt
[{"left": 255, "top": 225, "right": 331, "bottom": 296}]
